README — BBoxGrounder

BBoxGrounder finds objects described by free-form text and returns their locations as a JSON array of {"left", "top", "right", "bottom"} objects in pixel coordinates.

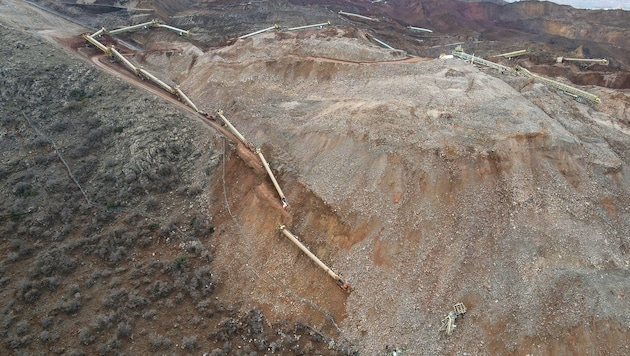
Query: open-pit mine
[{"left": 1, "top": 0, "right": 629, "bottom": 355}]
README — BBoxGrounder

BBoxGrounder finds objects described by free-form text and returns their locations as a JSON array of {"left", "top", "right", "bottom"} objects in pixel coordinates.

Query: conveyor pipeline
[{"left": 278, "top": 225, "right": 350, "bottom": 292}]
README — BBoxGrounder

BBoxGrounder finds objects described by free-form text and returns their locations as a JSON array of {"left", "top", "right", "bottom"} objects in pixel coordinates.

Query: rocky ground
[
  {"left": 2, "top": 0, "right": 630, "bottom": 355},
  {"left": 0, "top": 3, "right": 352, "bottom": 354}
]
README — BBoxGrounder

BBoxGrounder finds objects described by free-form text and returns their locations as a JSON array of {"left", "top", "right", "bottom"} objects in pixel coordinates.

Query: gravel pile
[{"left": 168, "top": 29, "right": 630, "bottom": 354}]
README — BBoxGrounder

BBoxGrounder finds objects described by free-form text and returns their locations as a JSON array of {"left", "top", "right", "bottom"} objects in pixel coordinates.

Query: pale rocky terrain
[{"left": 2, "top": 0, "right": 630, "bottom": 355}]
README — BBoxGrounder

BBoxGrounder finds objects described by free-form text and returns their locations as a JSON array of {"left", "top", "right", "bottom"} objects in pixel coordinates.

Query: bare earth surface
[{"left": 2, "top": 0, "right": 630, "bottom": 355}]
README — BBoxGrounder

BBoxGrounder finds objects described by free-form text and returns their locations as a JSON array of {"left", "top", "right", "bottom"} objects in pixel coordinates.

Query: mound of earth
[
  {"left": 165, "top": 27, "right": 630, "bottom": 354},
  {"left": 2, "top": 0, "right": 630, "bottom": 355}
]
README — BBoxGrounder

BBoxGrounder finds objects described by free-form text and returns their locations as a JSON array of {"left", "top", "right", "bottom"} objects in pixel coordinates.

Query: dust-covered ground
[
  {"left": 2, "top": 0, "right": 630, "bottom": 355},
  {"left": 143, "top": 24, "right": 630, "bottom": 355}
]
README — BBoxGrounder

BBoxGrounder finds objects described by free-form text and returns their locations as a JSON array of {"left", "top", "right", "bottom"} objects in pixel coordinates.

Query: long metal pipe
[
  {"left": 109, "top": 46, "right": 138, "bottom": 75},
  {"left": 239, "top": 24, "right": 279, "bottom": 39},
  {"left": 107, "top": 20, "right": 157, "bottom": 35},
  {"left": 257, "top": 149, "right": 287, "bottom": 208},
  {"left": 492, "top": 49, "right": 530, "bottom": 58},
  {"left": 557, "top": 57, "right": 609, "bottom": 65},
  {"left": 216, "top": 110, "right": 249, "bottom": 145},
  {"left": 278, "top": 226, "right": 350, "bottom": 291},
  {"left": 137, "top": 68, "right": 175, "bottom": 94},
  {"left": 155, "top": 24, "right": 191, "bottom": 36},
  {"left": 407, "top": 25, "right": 432, "bottom": 33},
  {"left": 174, "top": 86, "right": 199, "bottom": 112},
  {"left": 515, "top": 66, "right": 601, "bottom": 103},
  {"left": 452, "top": 47, "right": 512, "bottom": 73},
  {"left": 82, "top": 34, "right": 109, "bottom": 55},
  {"left": 366, "top": 34, "right": 395, "bottom": 50},
  {"left": 287, "top": 21, "right": 331, "bottom": 31},
  {"left": 90, "top": 27, "right": 107, "bottom": 38},
  {"left": 338, "top": 10, "right": 378, "bottom": 22}
]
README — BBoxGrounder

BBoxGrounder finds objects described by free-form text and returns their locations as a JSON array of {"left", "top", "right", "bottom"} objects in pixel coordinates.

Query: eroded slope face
[
  {"left": 150, "top": 28, "right": 630, "bottom": 354},
  {"left": 5, "top": 0, "right": 630, "bottom": 354}
]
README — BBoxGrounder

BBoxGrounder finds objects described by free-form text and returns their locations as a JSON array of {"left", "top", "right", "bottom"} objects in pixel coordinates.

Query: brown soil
[{"left": 3, "top": 0, "right": 630, "bottom": 355}]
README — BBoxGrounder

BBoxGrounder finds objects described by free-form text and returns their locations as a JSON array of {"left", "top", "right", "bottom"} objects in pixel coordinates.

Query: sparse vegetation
[
  {"left": 149, "top": 333, "right": 172, "bottom": 351},
  {"left": 181, "top": 335, "right": 197, "bottom": 351},
  {"left": 173, "top": 255, "right": 188, "bottom": 270}
]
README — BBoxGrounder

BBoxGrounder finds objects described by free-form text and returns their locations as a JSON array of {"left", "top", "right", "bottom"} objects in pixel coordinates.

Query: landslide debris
[
  {"left": 3, "top": 0, "right": 630, "bottom": 355},
  {"left": 149, "top": 27, "right": 630, "bottom": 354}
]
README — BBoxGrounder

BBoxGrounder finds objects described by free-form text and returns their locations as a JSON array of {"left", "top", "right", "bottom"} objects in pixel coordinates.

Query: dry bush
[
  {"left": 145, "top": 280, "right": 173, "bottom": 300},
  {"left": 181, "top": 335, "right": 197, "bottom": 351},
  {"left": 102, "top": 288, "right": 128, "bottom": 309},
  {"left": 149, "top": 333, "right": 172, "bottom": 351},
  {"left": 16, "top": 279, "right": 40, "bottom": 303},
  {"left": 78, "top": 328, "right": 95, "bottom": 345},
  {"left": 39, "top": 330, "right": 60, "bottom": 344},
  {"left": 56, "top": 298, "right": 81, "bottom": 315},
  {"left": 29, "top": 247, "right": 77, "bottom": 278}
]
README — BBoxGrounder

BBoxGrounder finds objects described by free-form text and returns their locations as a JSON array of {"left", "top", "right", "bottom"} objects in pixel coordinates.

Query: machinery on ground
[{"left": 439, "top": 302, "right": 467, "bottom": 336}]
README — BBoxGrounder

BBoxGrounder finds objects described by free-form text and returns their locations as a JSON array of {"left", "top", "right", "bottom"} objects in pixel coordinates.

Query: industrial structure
[
  {"left": 451, "top": 46, "right": 601, "bottom": 104},
  {"left": 491, "top": 48, "right": 530, "bottom": 59},
  {"left": 338, "top": 10, "right": 378, "bottom": 22},
  {"left": 79, "top": 11, "right": 608, "bottom": 296},
  {"left": 515, "top": 66, "right": 601, "bottom": 103},
  {"left": 257, "top": 149, "right": 288, "bottom": 209},
  {"left": 83, "top": 23, "right": 197, "bottom": 113},
  {"left": 287, "top": 21, "right": 331, "bottom": 31},
  {"left": 452, "top": 45, "right": 512, "bottom": 73},
  {"left": 239, "top": 24, "right": 279, "bottom": 39},
  {"left": 556, "top": 57, "right": 609, "bottom": 66},
  {"left": 91, "top": 19, "right": 191, "bottom": 37},
  {"left": 406, "top": 25, "right": 432, "bottom": 33},
  {"left": 278, "top": 225, "right": 350, "bottom": 292},
  {"left": 439, "top": 303, "right": 467, "bottom": 336},
  {"left": 366, "top": 33, "right": 395, "bottom": 50},
  {"left": 81, "top": 20, "right": 354, "bottom": 292}
]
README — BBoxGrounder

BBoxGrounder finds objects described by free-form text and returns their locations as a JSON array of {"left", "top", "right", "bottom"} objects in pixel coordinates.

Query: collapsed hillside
[
  {"left": 143, "top": 27, "right": 630, "bottom": 354},
  {"left": 32, "top": 0, "right": 630, "bottom": 93},
  {"left": 3, "top": 0, "right": 630, "bottom": 355}
]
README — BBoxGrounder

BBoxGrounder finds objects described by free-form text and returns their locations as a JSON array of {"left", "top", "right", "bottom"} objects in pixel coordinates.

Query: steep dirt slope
[
  {"left": 3, "top": 0, "right": 630, "bottom": 355},
  {"left": 151, "top": 27, "right": 630, "bottom": 354},
  {"left": 0, "top": 19, "right": 353, "bottom": 356}
]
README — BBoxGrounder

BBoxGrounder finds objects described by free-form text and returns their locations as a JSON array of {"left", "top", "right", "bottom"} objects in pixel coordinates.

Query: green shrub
[{"left": 173, "top": 256, "right": 187, "bottom": 270}]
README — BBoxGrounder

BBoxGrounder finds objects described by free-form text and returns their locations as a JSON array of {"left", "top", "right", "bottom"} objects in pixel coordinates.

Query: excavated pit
[{"left": 3, "top": 0, "right": 630, "bottom": 354}]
